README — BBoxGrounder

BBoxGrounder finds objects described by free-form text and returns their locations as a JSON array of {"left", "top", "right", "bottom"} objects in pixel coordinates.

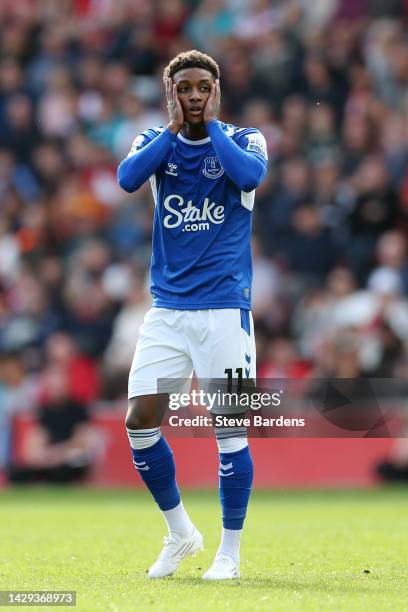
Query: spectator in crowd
[
  {"left": 368, "top": 230, "right": 408, "bottom": 294},
  {"left": 6, "top": 364, "right": 98, "bottom": 484},
  {"left": 0, "top": 351, "right": 39, "bottom": 470},
  {"left": 103, "top": 274, "right": 151, "bottom": 398}
]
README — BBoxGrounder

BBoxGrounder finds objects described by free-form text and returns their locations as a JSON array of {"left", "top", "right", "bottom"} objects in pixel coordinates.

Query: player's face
[{"left": 173, "top": 68, "right": 214, "bottom": 125}]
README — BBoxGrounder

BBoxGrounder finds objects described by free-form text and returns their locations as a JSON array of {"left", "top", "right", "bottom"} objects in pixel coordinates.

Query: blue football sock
[
  {"left": 218, "top": 445, "right": 253, "bottom": 530},
  {"left": 131, "top": 436, "right": 180, "bottom": 511}
]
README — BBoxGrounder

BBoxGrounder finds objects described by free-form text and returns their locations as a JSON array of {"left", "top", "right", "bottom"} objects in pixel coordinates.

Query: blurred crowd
[{"left": 2, "top": 0, "right": 408, "bottom": 466}]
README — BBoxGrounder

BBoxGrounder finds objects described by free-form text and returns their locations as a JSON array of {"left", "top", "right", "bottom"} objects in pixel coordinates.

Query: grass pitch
[{"left": 0, "top": 487, "right": 408, "bottom": 611}]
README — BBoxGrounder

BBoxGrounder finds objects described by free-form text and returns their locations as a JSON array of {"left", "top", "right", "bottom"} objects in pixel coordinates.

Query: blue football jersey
[{"left": 126, "top": 121, "right": 268, "bottom": 310}]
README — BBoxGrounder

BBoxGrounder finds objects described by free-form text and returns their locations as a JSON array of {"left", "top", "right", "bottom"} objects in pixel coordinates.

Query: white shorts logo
[{"left": 202, "top": 156, "right": 224, "bottom": 179}]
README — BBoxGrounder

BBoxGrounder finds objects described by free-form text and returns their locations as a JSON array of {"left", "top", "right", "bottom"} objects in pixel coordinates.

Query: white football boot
[
  {"left": 148, "top": 527, "right": 203, "bottom": 579},
  {"left": 202, "top": 553, "right": 240, "bottom": 580}
]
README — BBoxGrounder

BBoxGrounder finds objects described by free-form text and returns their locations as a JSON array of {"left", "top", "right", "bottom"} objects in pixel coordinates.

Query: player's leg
[
  {"left": 126, "top": 394, "right": 197, "bottom": 540},
  {"left": 126, "top": 308, "right": 202, "bottom": 578},
  {"left": 187, "top": 308, "right": 255, "bottom": 580}
]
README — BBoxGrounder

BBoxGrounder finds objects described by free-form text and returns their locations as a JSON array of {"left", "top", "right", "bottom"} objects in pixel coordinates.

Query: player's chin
[{"left": 186, "top": 112, "right": 204, "bottom": 124}]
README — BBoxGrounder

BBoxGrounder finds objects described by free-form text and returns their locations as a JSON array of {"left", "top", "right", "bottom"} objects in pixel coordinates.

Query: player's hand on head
[
  {"left": 203, "top": 79, "right": 221, "bottom": 125},
  {"left": 166, "top": 78, "right": 184, "bottom": 134}
]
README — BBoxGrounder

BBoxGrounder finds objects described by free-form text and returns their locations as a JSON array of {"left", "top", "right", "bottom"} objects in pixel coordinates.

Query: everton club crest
[{"left": 202, "top": 156, "right": 224, "bottom": 179}]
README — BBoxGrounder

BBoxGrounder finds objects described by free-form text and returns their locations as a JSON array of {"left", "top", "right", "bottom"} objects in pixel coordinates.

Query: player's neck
[{"left": 181, "top": 122, "right": 208, "bottom": 141}]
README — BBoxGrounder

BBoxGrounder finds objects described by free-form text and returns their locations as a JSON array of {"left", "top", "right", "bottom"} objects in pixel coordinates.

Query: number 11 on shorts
[{"left": 224, "top": 368, "right": 243, "bottom": 394}]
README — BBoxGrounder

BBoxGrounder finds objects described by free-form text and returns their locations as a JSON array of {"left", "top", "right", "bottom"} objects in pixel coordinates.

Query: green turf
[{"left": 1, "top": 488, "right": 408, "bottom": 611}]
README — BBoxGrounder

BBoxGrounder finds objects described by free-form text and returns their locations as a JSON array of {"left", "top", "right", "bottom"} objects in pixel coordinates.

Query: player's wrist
[
  {"left": 205, "top": 117, "right": 218, "bottom": 126},
  {"left": 167, "top": 121, "right": 182, "bottom": 135}
]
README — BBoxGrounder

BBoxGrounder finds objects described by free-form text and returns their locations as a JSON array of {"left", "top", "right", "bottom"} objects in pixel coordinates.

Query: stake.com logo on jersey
[{"left": 163, "top": 194, "right": 225, "bottom": 232}]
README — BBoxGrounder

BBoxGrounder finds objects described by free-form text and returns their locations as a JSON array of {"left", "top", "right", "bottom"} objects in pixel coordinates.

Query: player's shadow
[{"left": 174, "top": 574, "right": 386, "bottom": 595}]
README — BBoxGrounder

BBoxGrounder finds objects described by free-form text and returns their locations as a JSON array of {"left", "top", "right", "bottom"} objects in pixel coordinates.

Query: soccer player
[{"left": 117, "top": 50, "right": 267, "bottom": 580}]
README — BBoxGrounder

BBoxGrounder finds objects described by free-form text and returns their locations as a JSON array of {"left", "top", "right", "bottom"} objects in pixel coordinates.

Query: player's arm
[
  {"left": 117, "top": 78, "right": 184, "bottom": 193},
  {"left": 117, "top": 128, "right": 176, "bottom": 192},
  {"left": 204, "top": 80, "right": 267, "bottom": 192}
]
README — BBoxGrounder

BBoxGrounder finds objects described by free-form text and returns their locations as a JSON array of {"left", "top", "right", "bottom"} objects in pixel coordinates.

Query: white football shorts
[{"left": 128, "top": 307, "right": 256, "bottom": 398}]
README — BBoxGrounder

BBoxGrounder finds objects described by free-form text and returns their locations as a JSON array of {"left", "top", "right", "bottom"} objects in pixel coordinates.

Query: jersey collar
[{"left": 177, "top": 133, "right": 211, "bottom": 145}]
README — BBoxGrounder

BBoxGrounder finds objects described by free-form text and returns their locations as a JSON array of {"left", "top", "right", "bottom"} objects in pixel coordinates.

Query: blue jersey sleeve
[
  {"left": 117, "top": 127, "right": 176, "bottom": 193},
  {"left": 206, "top": 121, "right": 268, "bottom": 192}
]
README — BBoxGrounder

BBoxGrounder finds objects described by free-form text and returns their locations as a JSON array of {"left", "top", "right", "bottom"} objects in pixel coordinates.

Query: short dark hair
[{"left": 163, "top": 50, "right": 220, "bottom": 82}]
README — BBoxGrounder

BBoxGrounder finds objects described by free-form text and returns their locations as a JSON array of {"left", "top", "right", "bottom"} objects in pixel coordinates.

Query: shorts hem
[{"left": 128, "top": 389, "right": 158, "bottom": 399}]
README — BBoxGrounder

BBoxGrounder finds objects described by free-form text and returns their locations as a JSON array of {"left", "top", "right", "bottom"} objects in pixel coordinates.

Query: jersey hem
[{"left": 152, "top": 299, "right": 251, "bottom": 310}]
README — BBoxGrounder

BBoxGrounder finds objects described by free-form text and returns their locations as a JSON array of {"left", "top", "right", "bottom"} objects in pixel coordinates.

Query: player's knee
[
  {"left": 125, "top": 410, "right": 147, "bottom": 430},
  {"left": 125, "top": 396, "right": 158, "bottom": 430}
]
